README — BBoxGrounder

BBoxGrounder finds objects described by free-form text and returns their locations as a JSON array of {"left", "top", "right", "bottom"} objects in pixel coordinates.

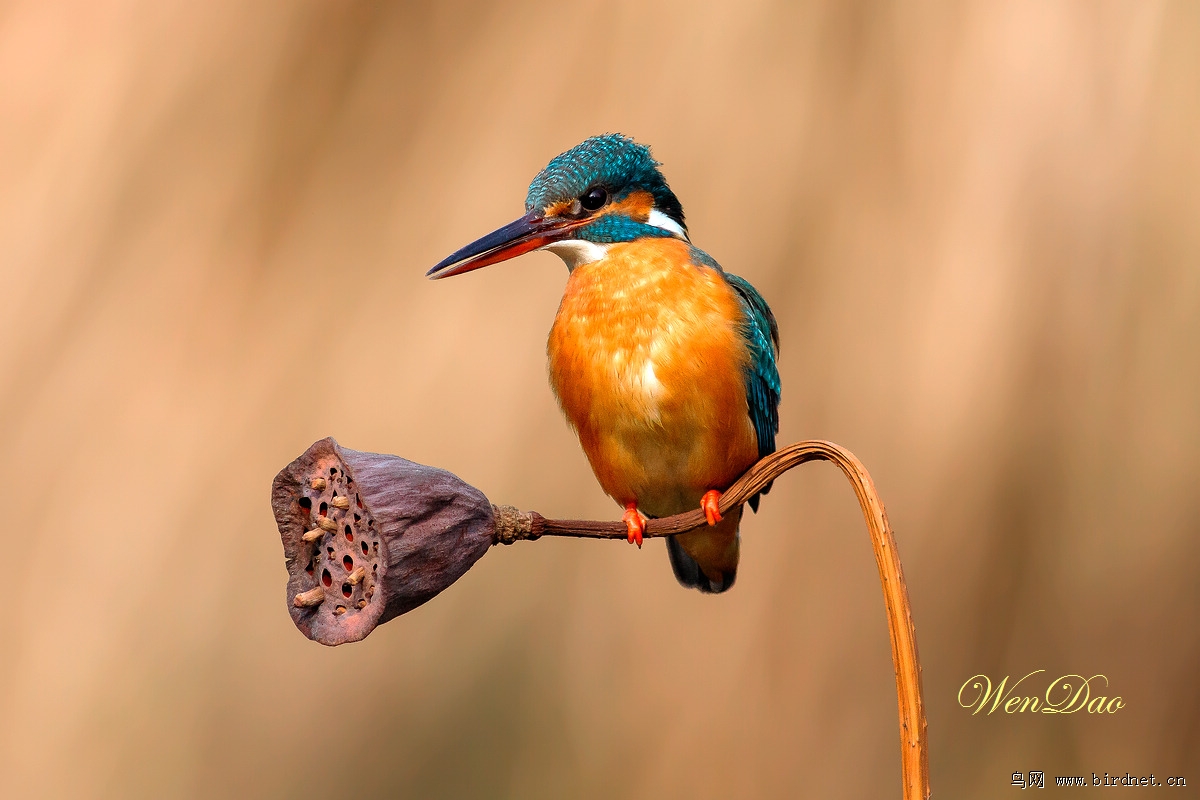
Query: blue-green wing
[{"left": 722, "top": 271, "right": 781, "bottom": 512}]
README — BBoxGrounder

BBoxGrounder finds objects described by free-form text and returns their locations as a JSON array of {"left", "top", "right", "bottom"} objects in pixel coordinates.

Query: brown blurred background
[{"left": 1, "top": 1, "right": 1197, "bottom": 797}]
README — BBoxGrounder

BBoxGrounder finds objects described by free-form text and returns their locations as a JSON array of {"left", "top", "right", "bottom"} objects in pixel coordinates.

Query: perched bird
[{"left": 428, "top": 134, "right": 780, "bottom": 593}]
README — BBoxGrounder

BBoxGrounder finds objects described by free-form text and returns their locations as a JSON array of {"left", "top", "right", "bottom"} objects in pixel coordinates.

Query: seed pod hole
[
  {"left": 360, "top": 541, "right": 368, "bottom": 556},
  {"left": 305, "top": 558, "right": 314, "bottom": 576},
  {"left": 343, "top": 555, "right": 353, "bottom": 571},
  {"left": 298, "top": 497, "right": 312, "bottom": 512},
  {"left": 322, "top": 569, "right": 332, "bottom": 588},
  {"left": 318, "top": 501, "right": 328, "bottom": 517},
  {"left": 344, "top": 525, "right": 353, "bottom": 542},
  {"left": 341, "top": 583, "right": 352, "bottom": 598}
]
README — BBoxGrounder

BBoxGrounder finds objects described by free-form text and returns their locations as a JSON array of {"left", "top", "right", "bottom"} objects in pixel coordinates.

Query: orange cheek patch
[
  {"left": 545, "top": 190, "right": 656, "bottom": 223},
  {"left": 601, "top": 190, "right": 655, "bottom": 223}
]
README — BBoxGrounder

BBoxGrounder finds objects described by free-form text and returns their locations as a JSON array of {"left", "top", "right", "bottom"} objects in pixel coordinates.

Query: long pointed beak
[{"left": 426, "top": 212, "right": 583, "bottom": 279}]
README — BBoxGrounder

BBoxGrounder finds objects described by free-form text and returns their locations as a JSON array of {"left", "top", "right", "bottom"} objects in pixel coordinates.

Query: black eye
[{"left": 580, "top": 186, "right": 608, "bottom": 211}]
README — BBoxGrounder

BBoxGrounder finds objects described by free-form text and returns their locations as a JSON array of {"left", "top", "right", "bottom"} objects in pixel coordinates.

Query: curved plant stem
[{"left": 493, "top": 440, "right": 930, "bottom": 800}]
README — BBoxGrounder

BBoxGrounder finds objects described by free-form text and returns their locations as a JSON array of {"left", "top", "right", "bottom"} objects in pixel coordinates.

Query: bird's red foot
[
  {"left": 701, "top": 490, "right": 723, "bottom": 526},
  {"left": 622, "top": 503, "right": 646, "bottom": 548}
]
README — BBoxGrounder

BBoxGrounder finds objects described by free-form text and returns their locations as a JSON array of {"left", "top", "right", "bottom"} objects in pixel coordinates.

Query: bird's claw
[
  {"left": 701, "top": 490, "right": 723, "bottom": 526},
  {"left": 622, "top": 504, "right": 646, "bottom": 548}
]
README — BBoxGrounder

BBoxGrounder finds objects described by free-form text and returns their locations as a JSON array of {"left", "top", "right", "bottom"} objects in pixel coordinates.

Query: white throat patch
[{"left": 542, "top": 239, "right": 610, "bottom": 270}]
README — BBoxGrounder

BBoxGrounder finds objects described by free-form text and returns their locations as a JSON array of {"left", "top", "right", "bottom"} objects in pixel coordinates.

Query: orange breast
[{"left": 546, "top": 238, "right": 759, "bottom": 518}]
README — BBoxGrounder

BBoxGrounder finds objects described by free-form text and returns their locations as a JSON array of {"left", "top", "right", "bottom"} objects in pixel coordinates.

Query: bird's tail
[{"left": 666, "top": 507, "right": 742, "bottom": 593}]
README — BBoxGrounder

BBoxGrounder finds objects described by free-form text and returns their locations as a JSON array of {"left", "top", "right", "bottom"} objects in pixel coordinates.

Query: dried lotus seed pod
[{"left": 272, "top": 437, "right": 496, "bottom": 646}]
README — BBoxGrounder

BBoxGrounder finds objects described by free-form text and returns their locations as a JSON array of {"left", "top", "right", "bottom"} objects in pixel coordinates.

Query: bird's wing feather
[{"left": 721, "top": 271, "right": 781, "bottom": 511}]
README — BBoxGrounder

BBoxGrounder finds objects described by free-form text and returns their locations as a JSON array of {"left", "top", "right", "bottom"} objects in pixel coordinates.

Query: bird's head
[{"left": 427, "top": 134, "right": 688, "bottom": 279}]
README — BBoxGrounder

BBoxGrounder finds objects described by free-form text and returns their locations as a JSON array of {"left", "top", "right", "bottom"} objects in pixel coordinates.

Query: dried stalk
[{"left": 493, "top": 440, "right": 931, "bottom": 800}]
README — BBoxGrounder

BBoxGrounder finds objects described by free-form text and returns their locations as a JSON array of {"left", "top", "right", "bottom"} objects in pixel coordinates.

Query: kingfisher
[{"left": 428, "top": 134, "right": 780, "bottom": 593}]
